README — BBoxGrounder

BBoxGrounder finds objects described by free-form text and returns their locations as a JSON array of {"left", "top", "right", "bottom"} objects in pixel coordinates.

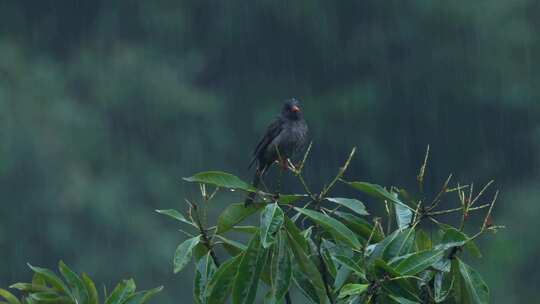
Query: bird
[{"left": 245, "top": 98, "right": 308, "bottom": 206}]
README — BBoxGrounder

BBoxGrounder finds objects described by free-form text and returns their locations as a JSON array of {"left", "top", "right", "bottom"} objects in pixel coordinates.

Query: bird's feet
[{"left": 278, "top": 158, "right": 290, "bottom": 171}]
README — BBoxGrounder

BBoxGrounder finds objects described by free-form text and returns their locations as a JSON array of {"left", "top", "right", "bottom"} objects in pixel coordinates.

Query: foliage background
[{"left": 0, "top": 1, "right": 538, "bottom": 303}]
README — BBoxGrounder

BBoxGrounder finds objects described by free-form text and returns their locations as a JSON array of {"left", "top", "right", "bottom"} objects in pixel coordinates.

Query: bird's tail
[{"left": 244, "top": 170, "right": 261, "bottom": 206}]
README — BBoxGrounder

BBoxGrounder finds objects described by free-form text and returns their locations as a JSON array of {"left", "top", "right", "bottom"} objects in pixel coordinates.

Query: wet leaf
[
  {"left": 346, "top": 182, "right": 410, "bottom": 210},
  {"left": 0, "top": 289, "right": 21, "bottom": 304},
  {"left": 27, "top": 264, "right": 72, "bottom": 297},
  {"left": 232, "top": 231, "right": 269, "bottom": 304},
  {"left": 217, "top": 203, "right": 264, "bottom": 234},
  {"left": 325, "top": 197, "right": 369, "bottom": 216},
  {"left": 395, "top": 250, "right": 445, "bottom": 275},
  {"left": 104, "top": 279, "right": 136, "bottom": 304},
  {"left": 183, "top": 171, "right": 256, "bottom": 192},
  {"left": 206, "top": 255, "right": 242, "bottom": 304},
  {"left": 458, "top": 258, "right": 489, "bottom": 304},
  {"left": 294, "top": 207, "right": 361, "bottom": 250},
  {"left": 338, "top": 284, "right": 368, "bottom": 299},
  {"left": 268, "top": 232, "right": 292, "bottom": 303},
  {"left": 260, "top": 203, "right": 285, "bottom": 248},
  {"left": 58, "top": 261, "right": 88, "bottom": 304},
  {"left": 155, "top": 209, "right": 196, "bottom": 227},
  {"left": 173, "top": 235, "right": 201, "bottom": 274},
  {"left": 121, "top": 286, "right": 163, "bottom": 304}
]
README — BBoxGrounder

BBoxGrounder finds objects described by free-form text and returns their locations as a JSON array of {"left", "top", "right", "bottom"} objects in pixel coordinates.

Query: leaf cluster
[
  {"left": 158, "top": 147, "right": 500, "bottom": 304},
  {"left": 0, "top": 261, "right": 162, "bottom": 304}
]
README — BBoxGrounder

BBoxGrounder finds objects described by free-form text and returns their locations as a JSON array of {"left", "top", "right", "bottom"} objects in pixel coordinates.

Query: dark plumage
[{"left": 245, "top": 98, "right": 308, "bottom": 205}]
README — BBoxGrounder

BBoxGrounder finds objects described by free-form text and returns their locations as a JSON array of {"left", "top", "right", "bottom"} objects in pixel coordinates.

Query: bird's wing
[{"left": 248, "top": 117, "right": 284, "bottom": 169}]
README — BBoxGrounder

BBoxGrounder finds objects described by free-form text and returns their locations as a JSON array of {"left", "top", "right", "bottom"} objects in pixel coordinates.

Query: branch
[{"left": 186, "top": 199, "right": 221, "bottom": 267}]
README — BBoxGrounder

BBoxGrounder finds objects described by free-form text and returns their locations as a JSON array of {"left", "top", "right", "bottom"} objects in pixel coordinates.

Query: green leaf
[
  {"left": 346, "top": 181, "right": 411, "bottom": 210},
  {"left": 332, "top": 255, "right": 365, "bottom": 280},
  {"left": 155, "top": 209, "right": 195, "bottom": 227},
  {"left": 215, "top": 235, "right": 247, "bottom": 257},
  {"left": 433, "top": 271, "right": 453, "bottom": 303},
  {"left": 29, "top": 292, "right": 72, "bottom": 303},
  {"left": 320, "top": 245, "right": 336, "bottom": 279},
  {"left": 334, "top": 212, "right": 383, "bottom": 242},
  {"left": 194, "top": 253, "right": 217, "bottom": 304},
  {"left": 283, "top": 216, "right": 308, "bottom": 252},
  {"left": 9, "top": 283, "right": 51, "bottom": 293},
  {"left": 192, "top": 242, "right": 210, "bottom": 263},
  {"left": 260, "top": 203, "right": 285, "bottom": 248},
  {"left": 105, "top": 279, "right": 136, "bottom": 304},
  {"left": 395, "top": 250, "right": 445, "bottom": 275},
  {"left": 395, "top": 202, "right": 412, "bottom": 230},
  {"left": 294, "top": 207, "right": 361, "bottom": 250},
  {"left": 458, "top": 258, "right": 489, "bottom": 304},
  {"left": 32, "top": 273, "right": 46, "bottom": 286},
  {"left": 415, "top": 230, "right": 432, "bottom": 251},
  {"left": 58, "top": 261, "right": 89, "bottom": 304},
  {"left": 217, "top": 203, "right": 264, "bottom": 234},
  {"left": 338, "top": 284, "right": 368, "bottom": 299},
  {"left": 451, "top": 259, "right": 468, "bottom": 303},
  {"left": 333, "top": 265, "right": 352, "bottom": 291},
  {"left": 325, "top": 197, "right": 368, "bottom": 216},
  {"left": 183, "top": 171, "right": 256, "bottom": 192},
  {"left": 173, "top": 235, "right": 202, "bottom": 274},
  {"left": 27, "top": 264, "right": 72, "bottom": 297},
  {"left": 368, "top": 228, "right": 415, "bottom": 262},
  {"left": 230, "top": 225, "right": 259, "bottom": 234},
  {"left": 206, "top": 255, "right": 242, "bottom": 304},
  {"left": 436, "top": 227, "right": 482, "bottom": 258},
  {"left": 292, "top": 266, "right": 322, "bottom": 304},
  {"left": 0, "top": 289, "right": 21, "bottom": 304},
  {"left": 373, "top": 260, "right": 419, "bottom": 302},
  {"left": 286, "top": 229, "right": 326, "bottom": 304},
  {"left": 268, "top": 232, "right": 292, "bottom": 303},
  {"left": 232, "top": 231, "right": 269, "bottom": 304},
  {"left": 436, "top": 227, "right": 467, "bottom": 250},
  {"left": 276, "top": 194, "right": 307, "bottom": 204},
  {"left": 81, "top": 273, "right": 99, "bottom": 304},
  {"left": 121, "top": 286, "right": 163, "bottom": 304},
  {"left": 387, "top": 295, "right": 420, "bottom": 304}
]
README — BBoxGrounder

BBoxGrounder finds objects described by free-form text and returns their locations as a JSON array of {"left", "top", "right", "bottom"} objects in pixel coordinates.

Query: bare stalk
[
  {"left": 320, "top": 147, "right": 356, "bottom": 198},
  {"left": 428, "top": 174, "right": 452, "bottom": 210},
  {"left": 417, "top": 145, "right": 430, "bottom": 193}
]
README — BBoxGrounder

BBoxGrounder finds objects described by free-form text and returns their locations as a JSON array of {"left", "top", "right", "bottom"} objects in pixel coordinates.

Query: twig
[
  {"left": 411, "top": 200, "right": 423, "bottom": 226},
  {"left": 384, "top": 200, "right": 393, "bottom": 234},
  {"left": 446, "top": 184, "right": 469, "bottom": 193},
  {"left": 458, "top": 183, "right": 468, "bottom": 231},
  {"left": 297, "top": 174, "right": 316, "bottom": 201},
  {"left": 480, "top": 190, "right": 499, "bottom": 231},
  {"left": 470, "top": 180, "right": 494, "bottom": 207},
  {"left": 417, "top": 145, "right": 430, "bottom": 193},
  {"left": 428, "top": 174, "right": 452, "bottom": 210},
  {"left": 428, "top": 203, "right": 490, "bottom": 216},
  {"left": 297, "top": 141, "right": 313, "bottom": 174},
  {"left": 320, "top": 147, "right": 356, "bottom": 198}
]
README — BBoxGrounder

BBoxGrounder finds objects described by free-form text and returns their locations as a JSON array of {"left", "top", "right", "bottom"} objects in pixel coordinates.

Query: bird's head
[{"left": 281, "top": 98, "right": 303, "bottom": 120}]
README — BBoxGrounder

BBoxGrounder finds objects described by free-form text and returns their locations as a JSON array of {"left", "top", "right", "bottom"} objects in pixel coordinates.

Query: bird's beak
[{"left": 291, "top": 105, "right": 300, "bottom": 113}]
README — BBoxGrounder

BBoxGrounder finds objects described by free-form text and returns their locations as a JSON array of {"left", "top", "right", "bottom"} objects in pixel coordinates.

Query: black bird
[{"left": 245, "top": 98, "right": 308, "bottom": 205}]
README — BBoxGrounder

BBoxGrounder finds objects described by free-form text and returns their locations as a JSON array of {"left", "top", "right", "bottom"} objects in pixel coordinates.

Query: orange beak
[{"left": 291, "top": 105, "right": 300, "bottom": 113}]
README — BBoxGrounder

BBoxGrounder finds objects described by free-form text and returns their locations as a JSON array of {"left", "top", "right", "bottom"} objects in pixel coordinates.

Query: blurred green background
[{"left": 0, "top": 1, "right": 538, "bottom": 303}]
